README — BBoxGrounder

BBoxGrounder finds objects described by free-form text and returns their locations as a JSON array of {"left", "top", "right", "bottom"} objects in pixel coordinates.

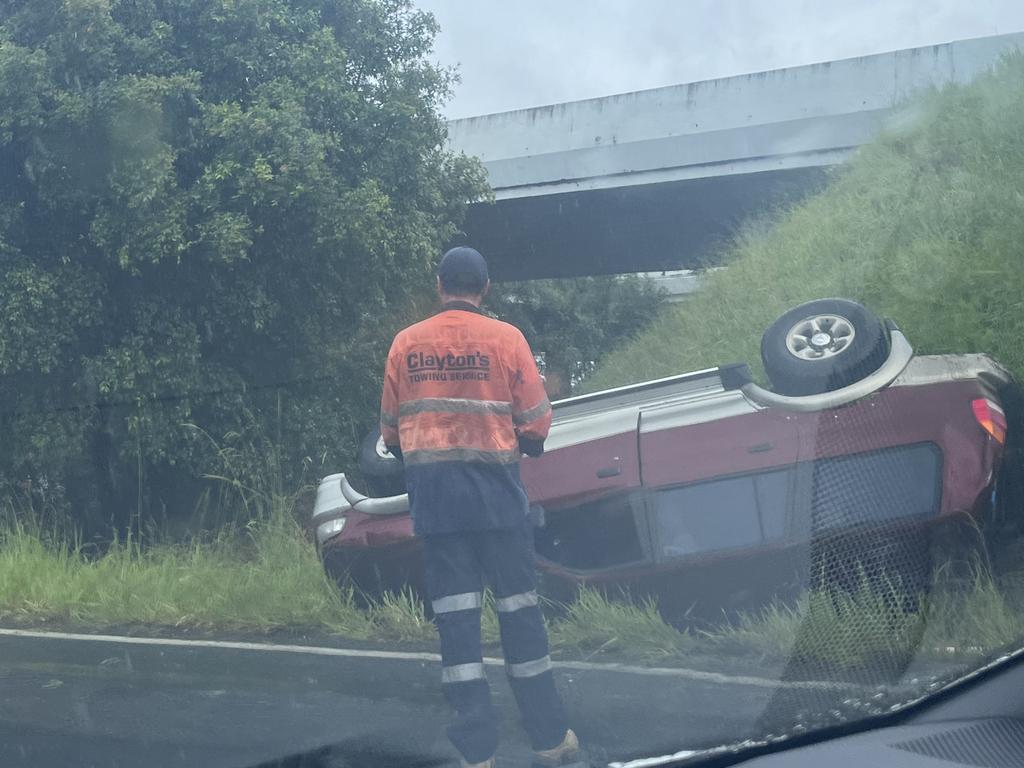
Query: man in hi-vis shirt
[{"left": 380, "top": 248, "right": 579, "bottom": 768}]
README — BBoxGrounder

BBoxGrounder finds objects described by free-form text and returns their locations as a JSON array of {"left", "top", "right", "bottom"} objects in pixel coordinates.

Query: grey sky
[{"left": 416, "top": 0, "right": 1024, "bottom": 118}]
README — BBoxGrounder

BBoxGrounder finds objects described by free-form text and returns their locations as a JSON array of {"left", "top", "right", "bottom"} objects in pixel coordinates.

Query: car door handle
[
  {"left": 596, "top": 466, "right": 622, "bottom": 478},
  {"left": 747, "top": 442, "right": 774, "bottom": 453}
]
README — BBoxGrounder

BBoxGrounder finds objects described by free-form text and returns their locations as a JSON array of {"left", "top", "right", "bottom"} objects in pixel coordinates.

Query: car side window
[
  {"left": 804, "top": 443, "right": 943, "bottom": 531},
  {"left": 653, "top": 469, "right": 793, "bottom": 559}
]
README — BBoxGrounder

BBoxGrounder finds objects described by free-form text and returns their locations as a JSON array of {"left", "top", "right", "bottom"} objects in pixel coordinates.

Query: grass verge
[
  {"left": 549, "top": 588, "right": 696, "bottom": 661},
  {"left": 704, "top": 562, "right": 1024, "bottom": 669},
  {"left": 4, "top": 508, "right": 1024, "bottom": 671},
  {"left": 0, "top": 511, "right": 372, "bottom": 638}
]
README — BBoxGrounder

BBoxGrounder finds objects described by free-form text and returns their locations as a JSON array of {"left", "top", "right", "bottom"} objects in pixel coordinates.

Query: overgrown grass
[
  {"left": 367, "top": 587, "right": 437, "bottom": 643},
  {"left": 710, "top": 585, "right": 924, "bottom": 670},
  {"left": 704, "top": 560, "right": 1024, "bottom": 668},
  {"left": 4, "top": 504, "right": 1024, "bottom": 671},
  {"left": 548, "top": 588, "right": 696, "bottom": 661},
  {"left": 0, "top": 510, "right": 372, "bottom": 638},
  {"left": 549, "top": 565, "right": 1024, "bottom": 671},
  {"left": 582, "top": 53, "right": 1024, "bottom": 393},
  {"left": 921, "top": 565, "right": 1024, "bottom": 659}
]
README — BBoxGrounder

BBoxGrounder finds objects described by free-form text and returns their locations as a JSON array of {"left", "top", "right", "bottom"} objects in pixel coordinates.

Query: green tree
[
  {"left": 0, "top": 0, "right": 485, "bottom": 532},
  {"left": 488, "top": 276, "right": 665, "bottom": 398}
]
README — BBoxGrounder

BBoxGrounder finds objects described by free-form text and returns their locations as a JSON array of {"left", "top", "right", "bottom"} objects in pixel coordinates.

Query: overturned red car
[{"left": 312, "top": 299, "right": 1017, "bottom": 617}]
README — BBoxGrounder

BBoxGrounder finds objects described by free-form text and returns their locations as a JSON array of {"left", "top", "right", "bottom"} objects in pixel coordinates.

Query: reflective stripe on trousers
[
  {"left": 432, "top": 591, "right": 482, "bottom": 615},
  {"left": 441, "top": 662, "right": 487, "bottom": 684},
  {"left": 506, "top": 655, "right": 551, "bottom": 678},
  {"left": 494, "top": 590, "right": 538, "bottom": 613}
]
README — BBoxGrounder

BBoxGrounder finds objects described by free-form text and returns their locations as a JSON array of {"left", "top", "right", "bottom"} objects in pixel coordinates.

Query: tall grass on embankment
[
  {"left": 0, "top": 509, "right": 372, "bottom": 637},
  {"left": 582, "top": 53, "right": 1024, "bottom": 393}
]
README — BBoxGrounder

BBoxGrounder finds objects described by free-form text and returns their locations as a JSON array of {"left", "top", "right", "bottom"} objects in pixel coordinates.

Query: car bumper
[{"left": 313, "top": 473, "right": 411, "bottom": 549}]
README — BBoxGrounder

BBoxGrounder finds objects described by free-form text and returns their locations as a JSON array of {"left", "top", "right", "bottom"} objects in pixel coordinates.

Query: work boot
[{"left": 533, "top": 729, "right": 581, "bottom": 766}]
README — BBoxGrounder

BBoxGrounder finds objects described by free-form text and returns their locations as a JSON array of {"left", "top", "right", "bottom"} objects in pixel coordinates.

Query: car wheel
[
  {"left": 357, "top": 428, "right": 406, "bottom": 497},
  {"left": 761, "top": 298, "right": 890, "bottom": 396}
]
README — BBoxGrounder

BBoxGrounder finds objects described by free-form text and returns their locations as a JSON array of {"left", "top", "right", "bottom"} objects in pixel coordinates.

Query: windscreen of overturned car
[{"left": 2, "top": 0, "right": 1024, "bottom": 766}]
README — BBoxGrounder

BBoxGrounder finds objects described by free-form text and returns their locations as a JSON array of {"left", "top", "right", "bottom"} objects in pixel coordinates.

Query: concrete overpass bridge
[{"left": 446, "top": 32, "right": 1024, "bottom": 281}]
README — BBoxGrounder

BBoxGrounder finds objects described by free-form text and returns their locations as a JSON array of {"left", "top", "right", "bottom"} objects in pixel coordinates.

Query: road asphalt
[{"left": 0, "top": 628, "right": 917, "bottom": 768}]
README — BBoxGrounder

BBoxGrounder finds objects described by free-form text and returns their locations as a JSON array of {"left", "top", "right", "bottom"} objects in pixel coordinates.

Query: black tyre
[
  {"left": 761, "top": 298, "right": 890, "bottom": 396},
  {"left": 357, "top": 428, "right": 406, "bottom": 497}
]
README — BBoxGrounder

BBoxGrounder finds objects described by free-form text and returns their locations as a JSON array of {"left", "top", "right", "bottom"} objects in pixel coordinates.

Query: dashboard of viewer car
[{"left": 719, "top": 654, "right": 1024, "bottom": 768}]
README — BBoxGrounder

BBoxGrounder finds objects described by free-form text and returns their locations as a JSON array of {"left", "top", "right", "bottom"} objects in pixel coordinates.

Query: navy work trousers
[{"left": 422, "top": 519, "right": 569, "bottom": 763}]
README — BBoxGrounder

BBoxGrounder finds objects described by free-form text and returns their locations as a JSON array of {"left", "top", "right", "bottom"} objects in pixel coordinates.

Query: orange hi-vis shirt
[{"left": 380, "top": 302, "right": 552, "bottom": 534}]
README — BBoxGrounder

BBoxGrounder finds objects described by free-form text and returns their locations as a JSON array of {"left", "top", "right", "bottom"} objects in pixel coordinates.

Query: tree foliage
[
  {"left": 488, "top": 276, "right": 665, "bottom": 399},
  {"left": 0, "top": 0, "right": 486, "bottom": 530}
]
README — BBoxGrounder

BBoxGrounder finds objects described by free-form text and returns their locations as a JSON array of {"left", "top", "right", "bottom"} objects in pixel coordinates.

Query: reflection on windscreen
[{"left": 2, "top": 1, "right": 1024, "bottom": 766}]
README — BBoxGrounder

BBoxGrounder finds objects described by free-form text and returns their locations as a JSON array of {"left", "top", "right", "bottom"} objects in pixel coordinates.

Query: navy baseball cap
[{"left": 438, "top": 247, "right": 489, "bottom": 294}]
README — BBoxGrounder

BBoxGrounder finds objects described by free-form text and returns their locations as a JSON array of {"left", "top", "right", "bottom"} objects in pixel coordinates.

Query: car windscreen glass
[{"left": 5, "top": 2, "right": 1024, "bottom": 768}]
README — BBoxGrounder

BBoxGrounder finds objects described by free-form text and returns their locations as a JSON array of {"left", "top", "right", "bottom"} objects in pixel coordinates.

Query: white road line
[
  {"left": 554, "top": 660, "right": 843, "bottom": 690},
  {"left": 610, "top": 748, "right": 698, "bottom": 768},
  {"left": 0, "top": 627, "right": 846, "bottom": 690}
]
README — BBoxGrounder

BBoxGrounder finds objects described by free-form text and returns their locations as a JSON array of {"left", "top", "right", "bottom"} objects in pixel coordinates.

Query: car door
[
  {"left": 520, "top": 401, "right": 642, "bottom": 507},
  {"left": 794, "top": 389, "right": 947, "bottom": 536},
  {"left": 637, "top": 395, "right": 804, "bottom": 613},
  {"left": 520, "top": 399, "right": 651, "bottom": 598},
  {"left": 639, "top": 394, "right": 800, "bottom": 488}
]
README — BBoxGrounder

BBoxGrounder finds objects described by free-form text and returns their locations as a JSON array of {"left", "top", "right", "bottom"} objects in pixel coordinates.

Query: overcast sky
[{"left": 416, "top": 0, "right": 1024, "bottom": 118}]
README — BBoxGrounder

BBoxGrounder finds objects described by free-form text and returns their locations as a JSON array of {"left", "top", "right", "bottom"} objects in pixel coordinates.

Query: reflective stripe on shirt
[
  {"left": 403, "top": 447, "right": 520, "bottom": 466},
  {"left": 513, "top": 398, "right": 551, "bottom": 426},
  {"left": 399, "top": 397, "right": 513, "bottom": 418}
]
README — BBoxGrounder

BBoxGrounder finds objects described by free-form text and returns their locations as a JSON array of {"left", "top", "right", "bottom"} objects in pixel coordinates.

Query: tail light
[{"left": 972, "top": 398, "right": 1007, "bottom": 445}]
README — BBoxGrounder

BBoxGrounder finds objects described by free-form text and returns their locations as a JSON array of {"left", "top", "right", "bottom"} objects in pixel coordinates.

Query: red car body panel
[
  {"left": 319, "top": 355, "right": 1013, "bottom": 612},
  {"left": 795, "top": 381, "right": 998, "bottom": 517},
  {"left": 521, "top": 430, "right": 641, "bottom": 506},
  {"left": 640, "top": 408, "right": 800, "bottom": 487}
]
